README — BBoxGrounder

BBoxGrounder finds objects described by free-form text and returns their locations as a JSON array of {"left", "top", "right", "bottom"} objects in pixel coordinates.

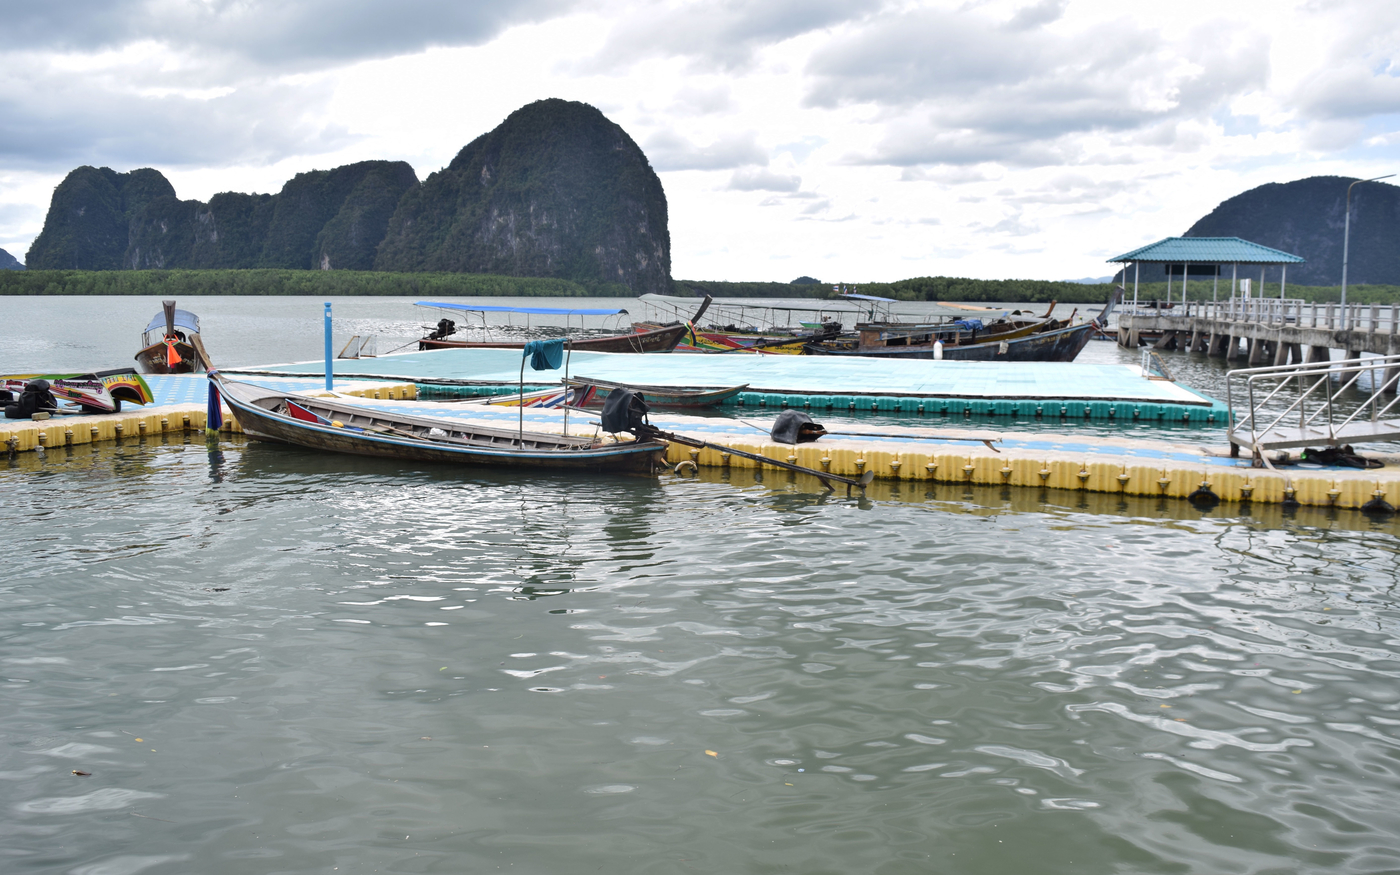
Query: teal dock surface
[{"left": 240, "top": 348, "right": 1226, "bottom": 422}]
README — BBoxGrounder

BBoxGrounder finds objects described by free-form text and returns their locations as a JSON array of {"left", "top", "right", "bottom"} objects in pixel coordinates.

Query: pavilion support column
[
  {"left": 1247, "top": 337, "right": 1266, "bottom": 365},
  {"left": 1306, "top": 345, "right": 1331, "bottom": 365},
  {"left": 1226, "top": 334, "right": 1245, "bottom": 361},
  {"left": 1272, "top": 339, "right": 1290, "bottom": 366},
  {"left": 1287, "top": 342, "right": 1303, "bottom": 365}
]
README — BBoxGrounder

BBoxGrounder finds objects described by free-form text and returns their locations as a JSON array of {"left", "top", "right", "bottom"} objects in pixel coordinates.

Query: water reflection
[{"left": 3, "top": 436, "right": 1400, "bottom": 874}]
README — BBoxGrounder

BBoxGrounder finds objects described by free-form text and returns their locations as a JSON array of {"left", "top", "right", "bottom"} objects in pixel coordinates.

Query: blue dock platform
[{"left": 237, "top": 348, "right": 1227, "bottom": 422}]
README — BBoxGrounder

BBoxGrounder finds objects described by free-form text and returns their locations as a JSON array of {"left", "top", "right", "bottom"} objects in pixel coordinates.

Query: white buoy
[{"left": 934, "top": 340, "right": 944, "bottom": 360}]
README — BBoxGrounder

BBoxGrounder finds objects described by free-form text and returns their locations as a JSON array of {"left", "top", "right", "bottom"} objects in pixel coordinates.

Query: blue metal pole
[{"left": 324, "top": 302, "right": 333, "bottom": 391}]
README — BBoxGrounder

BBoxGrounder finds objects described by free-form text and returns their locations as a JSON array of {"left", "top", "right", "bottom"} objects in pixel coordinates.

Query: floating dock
[
  {"left": 7, "top": 372, "right": 1395, "bottom": 513},
  {"left": 1, "top": 374, "right": 416, "bottom": 453},
  {"left": 241, "top": 348, "right": 1228, "bottom": 422}
]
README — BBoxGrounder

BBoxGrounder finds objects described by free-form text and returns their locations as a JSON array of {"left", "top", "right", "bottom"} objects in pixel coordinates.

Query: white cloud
[
  {"left": 0, "top": 0, "right": 579, "bottom": 72},
  {"left": 2, "top": 0, "right": 1400, "bottom": 282},
  {"left": 643, "top": 130, "right": 767, "bottom": 171},
  {"left": 578, "top": 0, "right": 882, "bottom": 73},
  {"left": 727, "top": 168, "right": 801, "bottom": 191}
]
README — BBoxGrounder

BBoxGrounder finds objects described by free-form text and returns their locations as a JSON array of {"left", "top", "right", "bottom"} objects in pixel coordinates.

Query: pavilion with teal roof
[{"left": 1107, "top": 237, "right": 1305, "bottom": 308}]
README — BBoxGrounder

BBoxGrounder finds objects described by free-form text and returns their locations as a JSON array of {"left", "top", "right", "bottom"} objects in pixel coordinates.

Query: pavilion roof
[{"left": 1107, "top": 236, "right": 1305, "bottom": 264}]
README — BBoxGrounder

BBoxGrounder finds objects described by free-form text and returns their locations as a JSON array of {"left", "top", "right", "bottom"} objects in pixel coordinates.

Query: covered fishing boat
[
  {"left": 416, "top": 297, "right": 711, "bottom": 353},
  {"left": 136, "top": 301, "right": 211, "bottom": 374},
  {"left": 210, "top": 373, "right": 667, "bottom": 474},
  {"left": 804, "top": 320, "right": 1098, "bottom": 362},
  {"left": 803, "top": 294, "right": 1117, "bottom": 362},
  {"left": 803, "top": 301, "right": 1060, "bottom": 357},
  {"left": 637, "top": 294, "right": 866, "bottom": 354}
]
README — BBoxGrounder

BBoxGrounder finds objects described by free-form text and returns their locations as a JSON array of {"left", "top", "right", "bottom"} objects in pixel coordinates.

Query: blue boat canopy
[
  {"left": 415, "top": 301, "right": 629, "bottom": 316},
  {"left": 839, "top": 293, "right": 898, "bottom": 303},
  {"left": 143, "top": 309, "right": 200, "bottom": 334}
]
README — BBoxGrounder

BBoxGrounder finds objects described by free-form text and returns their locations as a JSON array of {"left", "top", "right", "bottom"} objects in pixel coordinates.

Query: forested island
[
  {"left": 23, "top": 99, "right": 671, "bottom": 294},
  {"left": 12, "top": 95, "right": 1400, "bottom": 303}
]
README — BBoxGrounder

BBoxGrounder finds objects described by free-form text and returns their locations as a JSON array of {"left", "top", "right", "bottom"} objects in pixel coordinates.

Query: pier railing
[
  {"left": 1124, "top": 298, "right": 1400, "bottom": 333},
  {"left": 1225, "top": 354, "right": 1400, "bottom": 455}
]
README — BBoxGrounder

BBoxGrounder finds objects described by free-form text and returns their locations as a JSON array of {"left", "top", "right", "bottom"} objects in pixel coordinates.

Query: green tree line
[
  {"left": 0, "top": 269, "right": 628, "bottom": 297},
  {"left": 4, "top": 268, "right": 1398, "bottom": 304}
]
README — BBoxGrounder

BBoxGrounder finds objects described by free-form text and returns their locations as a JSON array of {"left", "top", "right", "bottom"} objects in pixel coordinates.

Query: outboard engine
[
  {"left": 427, "top": 318, "right": 457, "bottom": 340},
  {"left": 5, "top": 379, "right": 57, "bottom": 419},
  {"left": 770, "top": 410, "right": 828, "bottom": 444},
  {"left": 600, "top": 389, "right": 651, "bottom": 434}
]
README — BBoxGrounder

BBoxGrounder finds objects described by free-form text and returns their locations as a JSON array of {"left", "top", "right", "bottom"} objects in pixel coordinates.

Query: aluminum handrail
[
  {"left": 1123, "top": 299, "right": 1400, "bottom": 333},
  {"left": 1226, "top": 354, "right": 1400, "bottom": 453}
]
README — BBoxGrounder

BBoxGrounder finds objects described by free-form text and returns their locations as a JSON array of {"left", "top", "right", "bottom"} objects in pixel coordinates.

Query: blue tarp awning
[
  {"left": 839, "top": 293, "right": 897, "bottom": 303},
  {"left": 143, "top": 309, "right": 200, "bottom": 334}
]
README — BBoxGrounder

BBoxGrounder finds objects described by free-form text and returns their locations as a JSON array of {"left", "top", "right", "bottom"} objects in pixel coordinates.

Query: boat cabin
[{"left": 141, "top": 308, "right": 200, "bottom": 347}]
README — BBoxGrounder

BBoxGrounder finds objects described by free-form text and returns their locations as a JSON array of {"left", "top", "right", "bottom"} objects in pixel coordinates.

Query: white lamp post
[{"left": 1340, "top": 173, "right": 1394, "bottom": 324}]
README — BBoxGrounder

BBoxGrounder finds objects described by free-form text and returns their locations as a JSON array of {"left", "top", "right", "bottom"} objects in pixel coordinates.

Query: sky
[{"left": 1, "top": 0, "right": 1397, "bottom": 282}]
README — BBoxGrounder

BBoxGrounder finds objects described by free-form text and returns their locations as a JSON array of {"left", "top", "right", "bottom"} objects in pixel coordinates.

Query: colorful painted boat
[
  {"left": 2, "top": 369, "right": 153, "bottom": 414},
  {"left": 213, "top": 374, "right": 666, "bottom": 474}
]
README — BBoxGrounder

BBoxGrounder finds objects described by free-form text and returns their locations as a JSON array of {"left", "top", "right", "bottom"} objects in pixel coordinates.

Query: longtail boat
[
  {"left": 416, "top": 297, "right": 711, "bottom": 353},
  {"left": 2, "top": 369, "right": 153, "bottom": 414},
  {"left": 802, "top": 294, "right": 1117, "bottom": 362},
  {"left": 638, "top": 293, "right": 860, "bottom": 354},
  {"left": 136, "top": 301, "right": 211, "bottom": 374},
  {"left": 212, "top": 374, "right": 667, "bottom": 474},
  {"left": 482, "top": 378, "right": 748, "bottom": 409},
  {"left": 803, "top": 320, "right": 1097, "bottom": 362}
]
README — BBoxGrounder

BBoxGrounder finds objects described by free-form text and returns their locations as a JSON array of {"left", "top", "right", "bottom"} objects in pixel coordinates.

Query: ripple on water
[{"left": 2, "top": 436, "right": 1400, "bottom": 873}]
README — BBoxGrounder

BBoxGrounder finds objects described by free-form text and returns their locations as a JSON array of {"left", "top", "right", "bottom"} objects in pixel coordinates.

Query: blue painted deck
[
  {"left": 140, "top": 374, "right": 396, "bottom": 407},
  {"left": 242, "top": 348, "right": 1223, "bottom": 409}
]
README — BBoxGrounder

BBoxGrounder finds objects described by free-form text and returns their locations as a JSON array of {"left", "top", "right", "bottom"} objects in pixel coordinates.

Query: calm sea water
[{"left": 3, "top": 296, "right": 1400, "bottom": 875}]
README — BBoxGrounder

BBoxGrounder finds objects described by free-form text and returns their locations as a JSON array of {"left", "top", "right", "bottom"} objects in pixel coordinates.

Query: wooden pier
[{"left": 1119, "top": 298, "right": 1400, "bottom": 391}]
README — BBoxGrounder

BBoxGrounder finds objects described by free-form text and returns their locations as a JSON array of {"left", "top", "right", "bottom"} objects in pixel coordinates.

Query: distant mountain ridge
[
  {"left": 25, "top": 99, "right": 671, "bottom": 293},
  {"left": 0, "top": 247, "right": 22, "bottom": 270},
  {"left": 1183, "top": 176, "right": 1400, "bottom": 286}
]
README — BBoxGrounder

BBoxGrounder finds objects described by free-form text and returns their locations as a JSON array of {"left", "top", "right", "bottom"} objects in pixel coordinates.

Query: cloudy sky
[{"left": 1, "top": 0, "right": 1397, "bottom": 281}]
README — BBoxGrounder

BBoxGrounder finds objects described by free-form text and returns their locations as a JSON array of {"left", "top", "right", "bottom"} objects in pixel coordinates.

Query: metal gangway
[{"left": 1226, "top": 354, "right": 1400, "bottom": 458}]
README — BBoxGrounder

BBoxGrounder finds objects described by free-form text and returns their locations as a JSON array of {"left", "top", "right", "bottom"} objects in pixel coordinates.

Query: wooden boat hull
[
  {"left": 571, "top": 379, "right": 748, "bottom": 408},
  {"left": 484, "top": 379, "right": 748, "bottom": 410},
  {"left": 217, "top": 378, "right": 666, "bottom": 474},
  {"left": 804, "top": 322, "right": 1095, "bottom": 362},
  {"left": 136, "top": 339, "right": 204, "bottom": 374},
  {"left": 845, "top": 317, "right": 1044, "bottom": 354},
  {"left": 418, "top": 322, "right": 689, "bottom": 354},
  {"left": 688, "top": 332, "right": 806, "bottom": 354}
]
